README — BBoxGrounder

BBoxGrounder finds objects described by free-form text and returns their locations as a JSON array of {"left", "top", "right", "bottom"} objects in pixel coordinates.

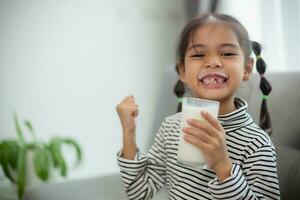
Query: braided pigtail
[
  {"left": 174, "top": 64, "right": 185, "bottom": 112},
  {"left": 252, "top": 41, "right": 273, "bottom": 135}
]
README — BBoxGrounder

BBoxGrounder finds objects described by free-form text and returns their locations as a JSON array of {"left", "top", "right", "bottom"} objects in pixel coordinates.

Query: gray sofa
[
  {"left": 238, "top": 72, "right": 300, "bottom": 199},
  {"left": 22, "top": 72, "right": 300, "bottom": 200}
]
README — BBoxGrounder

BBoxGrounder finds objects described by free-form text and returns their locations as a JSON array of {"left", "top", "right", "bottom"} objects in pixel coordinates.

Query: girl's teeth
[{"left": 202, "top": 77, "right": 225, "bottom": 84}]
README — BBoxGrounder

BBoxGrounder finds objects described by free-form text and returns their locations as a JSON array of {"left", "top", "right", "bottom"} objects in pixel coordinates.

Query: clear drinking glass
[{"left": 177, "top": 97, "right": 219, "bottom": 167}]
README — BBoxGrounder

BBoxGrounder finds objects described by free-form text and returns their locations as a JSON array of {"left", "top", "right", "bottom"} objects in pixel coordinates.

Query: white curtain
[{"left": 217, "top": 0, "right": 300, "bottom": 72}]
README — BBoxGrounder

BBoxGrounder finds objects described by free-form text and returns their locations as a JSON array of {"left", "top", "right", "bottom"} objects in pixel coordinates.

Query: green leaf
[
  {"left": 62, "top": 138, "right": 82, "bottom": 167},
  {"left": 24, "top": 120, "right": 34, "bottom": 133},
  {"left": 17, "top": 146, "right": 27, "bottom": 200},
  {"left": 47, "top": 137, "right": 82, "bottom": 177},
  {"left": 48, "top": 138, "right": 67, "bottom": 177},
  {"left": 0, "top": 141, "right": 18, "bottom": 169},
  {"left": 14, "top": 113, "right": 25, "bottom": 144},
  {"left": 24, "top": 120, "right": 37, "bottom": 141},
  {"left": 1, "top": 161, "right": 16, "bottom": 183},
  {"left": 8, "top": 143, "right": 18, "bottom": 169},
  {"left": 33, "top": 147, "right": 50, "bottom": 181},
  {"left": 26, "top": 143, "right": 36, "bottom": 150},
  {"left": 0, "top": 141, "right": 19, "bottom": 183}
]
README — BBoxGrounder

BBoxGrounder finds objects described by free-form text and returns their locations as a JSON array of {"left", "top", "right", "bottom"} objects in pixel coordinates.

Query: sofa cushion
[
  {"left": 237, "top": 72, "right": 300, "bottom": 150},
  {"left": 275, "top": 144, "right": 300, "bottom": 199},
  {"left": 24, "top": 174, "right": 126, "bottom": 200},
  {"left": 23, "top": 173, "right": 168, "bottom": 200}
]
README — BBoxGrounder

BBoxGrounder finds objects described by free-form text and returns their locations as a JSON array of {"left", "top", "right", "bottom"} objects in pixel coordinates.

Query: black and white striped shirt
[{"left": 117, "top": 98, "right": 280, "bottom": 199}]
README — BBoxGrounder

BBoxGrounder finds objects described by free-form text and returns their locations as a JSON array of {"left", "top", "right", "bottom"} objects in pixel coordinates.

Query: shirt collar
[{"left": 218, "top": 98, "right": 253, "bottom": 132}]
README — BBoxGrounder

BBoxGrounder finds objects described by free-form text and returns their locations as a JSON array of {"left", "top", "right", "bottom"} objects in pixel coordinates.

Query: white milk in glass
[{"left": 177, "top": 97, "right": 219, "bottom": 167}]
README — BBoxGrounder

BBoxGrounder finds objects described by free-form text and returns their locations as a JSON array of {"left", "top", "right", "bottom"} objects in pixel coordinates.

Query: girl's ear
[
  {"left": 243, "top": 57, "right": 254, "bottom": 81},
  {"left": 177, "top": 62, "right": 186, "bottom": 82}
]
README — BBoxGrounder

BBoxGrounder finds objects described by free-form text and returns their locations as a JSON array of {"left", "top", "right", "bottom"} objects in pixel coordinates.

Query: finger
[
  {"left": 124, "top": 95, "right": 135, "bottom": 101},
  {"left": 132, "top": 103, "right": 138, "bottom": 107},
  {"left": 124, "top": 95, "right": 135, "bottom": 100},
  {"left": 125, "top": 94, "right": 134, "bottom": 99},
  {"left": 183, "top": 134, "right": 210, "bottom": 151},
  {"left": 117, "top": 104, "right": 138, "bottom": 115},
  {"left": 182, "top": 127, "right": 211, "bottom": 143},
  {"left": 123, "top": 97, "right": 137, "bottom": 106},
  {"left": 201, "top": 111, "right": 223, "bottom": 131},
  {"left": 128, "top": 95, "right": 135, "bottom": 101},
  {"left": 132, "top": 108, "right": 139, "bottom": 117},
  {"left": 187, "top": 118, "right": 218, "bottom": 137},
  {"left": 128, "top": 106, "right": 139, "bottom": 117},
  {"left": 116, "top": 102, "right": 137, "bottom": 111}
]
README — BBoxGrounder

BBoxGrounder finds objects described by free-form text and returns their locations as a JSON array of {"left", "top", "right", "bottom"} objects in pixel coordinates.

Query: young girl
[{"left": 116, "top": 13, "right": 280, "bottom": 199}]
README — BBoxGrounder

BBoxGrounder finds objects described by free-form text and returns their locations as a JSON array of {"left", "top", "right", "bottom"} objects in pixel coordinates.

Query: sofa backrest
[{"left": 237, "top": 71, "right": 300, "bottom": 150}]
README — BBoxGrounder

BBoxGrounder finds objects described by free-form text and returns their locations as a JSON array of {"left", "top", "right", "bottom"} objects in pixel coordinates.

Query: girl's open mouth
[{"left": 198, "top": 72, "right": 228, "bottom": 89}]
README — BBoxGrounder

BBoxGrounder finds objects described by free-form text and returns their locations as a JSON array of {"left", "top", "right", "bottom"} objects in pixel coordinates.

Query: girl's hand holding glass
[{"left": 182, "top": 111, "right": 232, "bottom": 182}]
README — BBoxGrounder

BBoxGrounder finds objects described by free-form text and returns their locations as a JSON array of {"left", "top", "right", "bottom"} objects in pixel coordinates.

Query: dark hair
[{"left": 173, "top": 13, "right": 273, "bottom": 135}]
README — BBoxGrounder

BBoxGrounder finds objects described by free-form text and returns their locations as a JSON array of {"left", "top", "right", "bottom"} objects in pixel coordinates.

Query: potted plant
[{"left": 0, "top": 114, "right": 82, "bottom": 199}]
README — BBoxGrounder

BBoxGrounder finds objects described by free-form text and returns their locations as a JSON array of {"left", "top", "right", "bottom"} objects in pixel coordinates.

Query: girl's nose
[{"left": 204, "top": 56, "right": 222, "bottom": 68}]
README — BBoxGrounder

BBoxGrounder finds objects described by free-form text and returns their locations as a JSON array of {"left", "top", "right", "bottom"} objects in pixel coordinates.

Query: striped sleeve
[
  {"left": 117, "top": 120, "right": 168, "bottom": 200},
  {"left": 208, "top": 144, "right": 280, "bottom": 200}
]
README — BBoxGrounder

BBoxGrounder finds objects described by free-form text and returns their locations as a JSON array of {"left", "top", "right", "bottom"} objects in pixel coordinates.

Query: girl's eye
[
  {"left": 191, "top": 54, "right": 205, "bottom": 58},
  {"left": 222, "top": 52, "right": 236, "bottom": 57}
]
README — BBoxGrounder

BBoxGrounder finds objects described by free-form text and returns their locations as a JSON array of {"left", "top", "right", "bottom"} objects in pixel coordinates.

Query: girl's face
[{"left": 179, "top": 22, "right": 253, "bottom": 104}]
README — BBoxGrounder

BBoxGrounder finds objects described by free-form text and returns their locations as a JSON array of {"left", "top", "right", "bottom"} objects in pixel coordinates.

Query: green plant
[{"left": 0, "top": 114, "right": 82, "bottom": 199}]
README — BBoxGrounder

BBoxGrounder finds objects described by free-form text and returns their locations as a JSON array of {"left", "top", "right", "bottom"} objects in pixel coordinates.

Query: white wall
[
  {"left": 0, "top": 0, "right": 187, "bottom": 180},
  {"left": 218, "top": 0, "right": 300, "bottom": 72}
]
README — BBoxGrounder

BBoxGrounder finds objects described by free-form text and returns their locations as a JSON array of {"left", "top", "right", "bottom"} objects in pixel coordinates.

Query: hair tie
[
  {"left": 256, "top": 55, "right": 262, "bottom": 60},
  {"left": 177, "top": 97, "right": 183, "bottom": 103},
  {"left": 260, "top": 74, "right": 265, "bottom": 78},
  {"left": 262, "top": 95, "right": 268, "bottom": 100}
]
